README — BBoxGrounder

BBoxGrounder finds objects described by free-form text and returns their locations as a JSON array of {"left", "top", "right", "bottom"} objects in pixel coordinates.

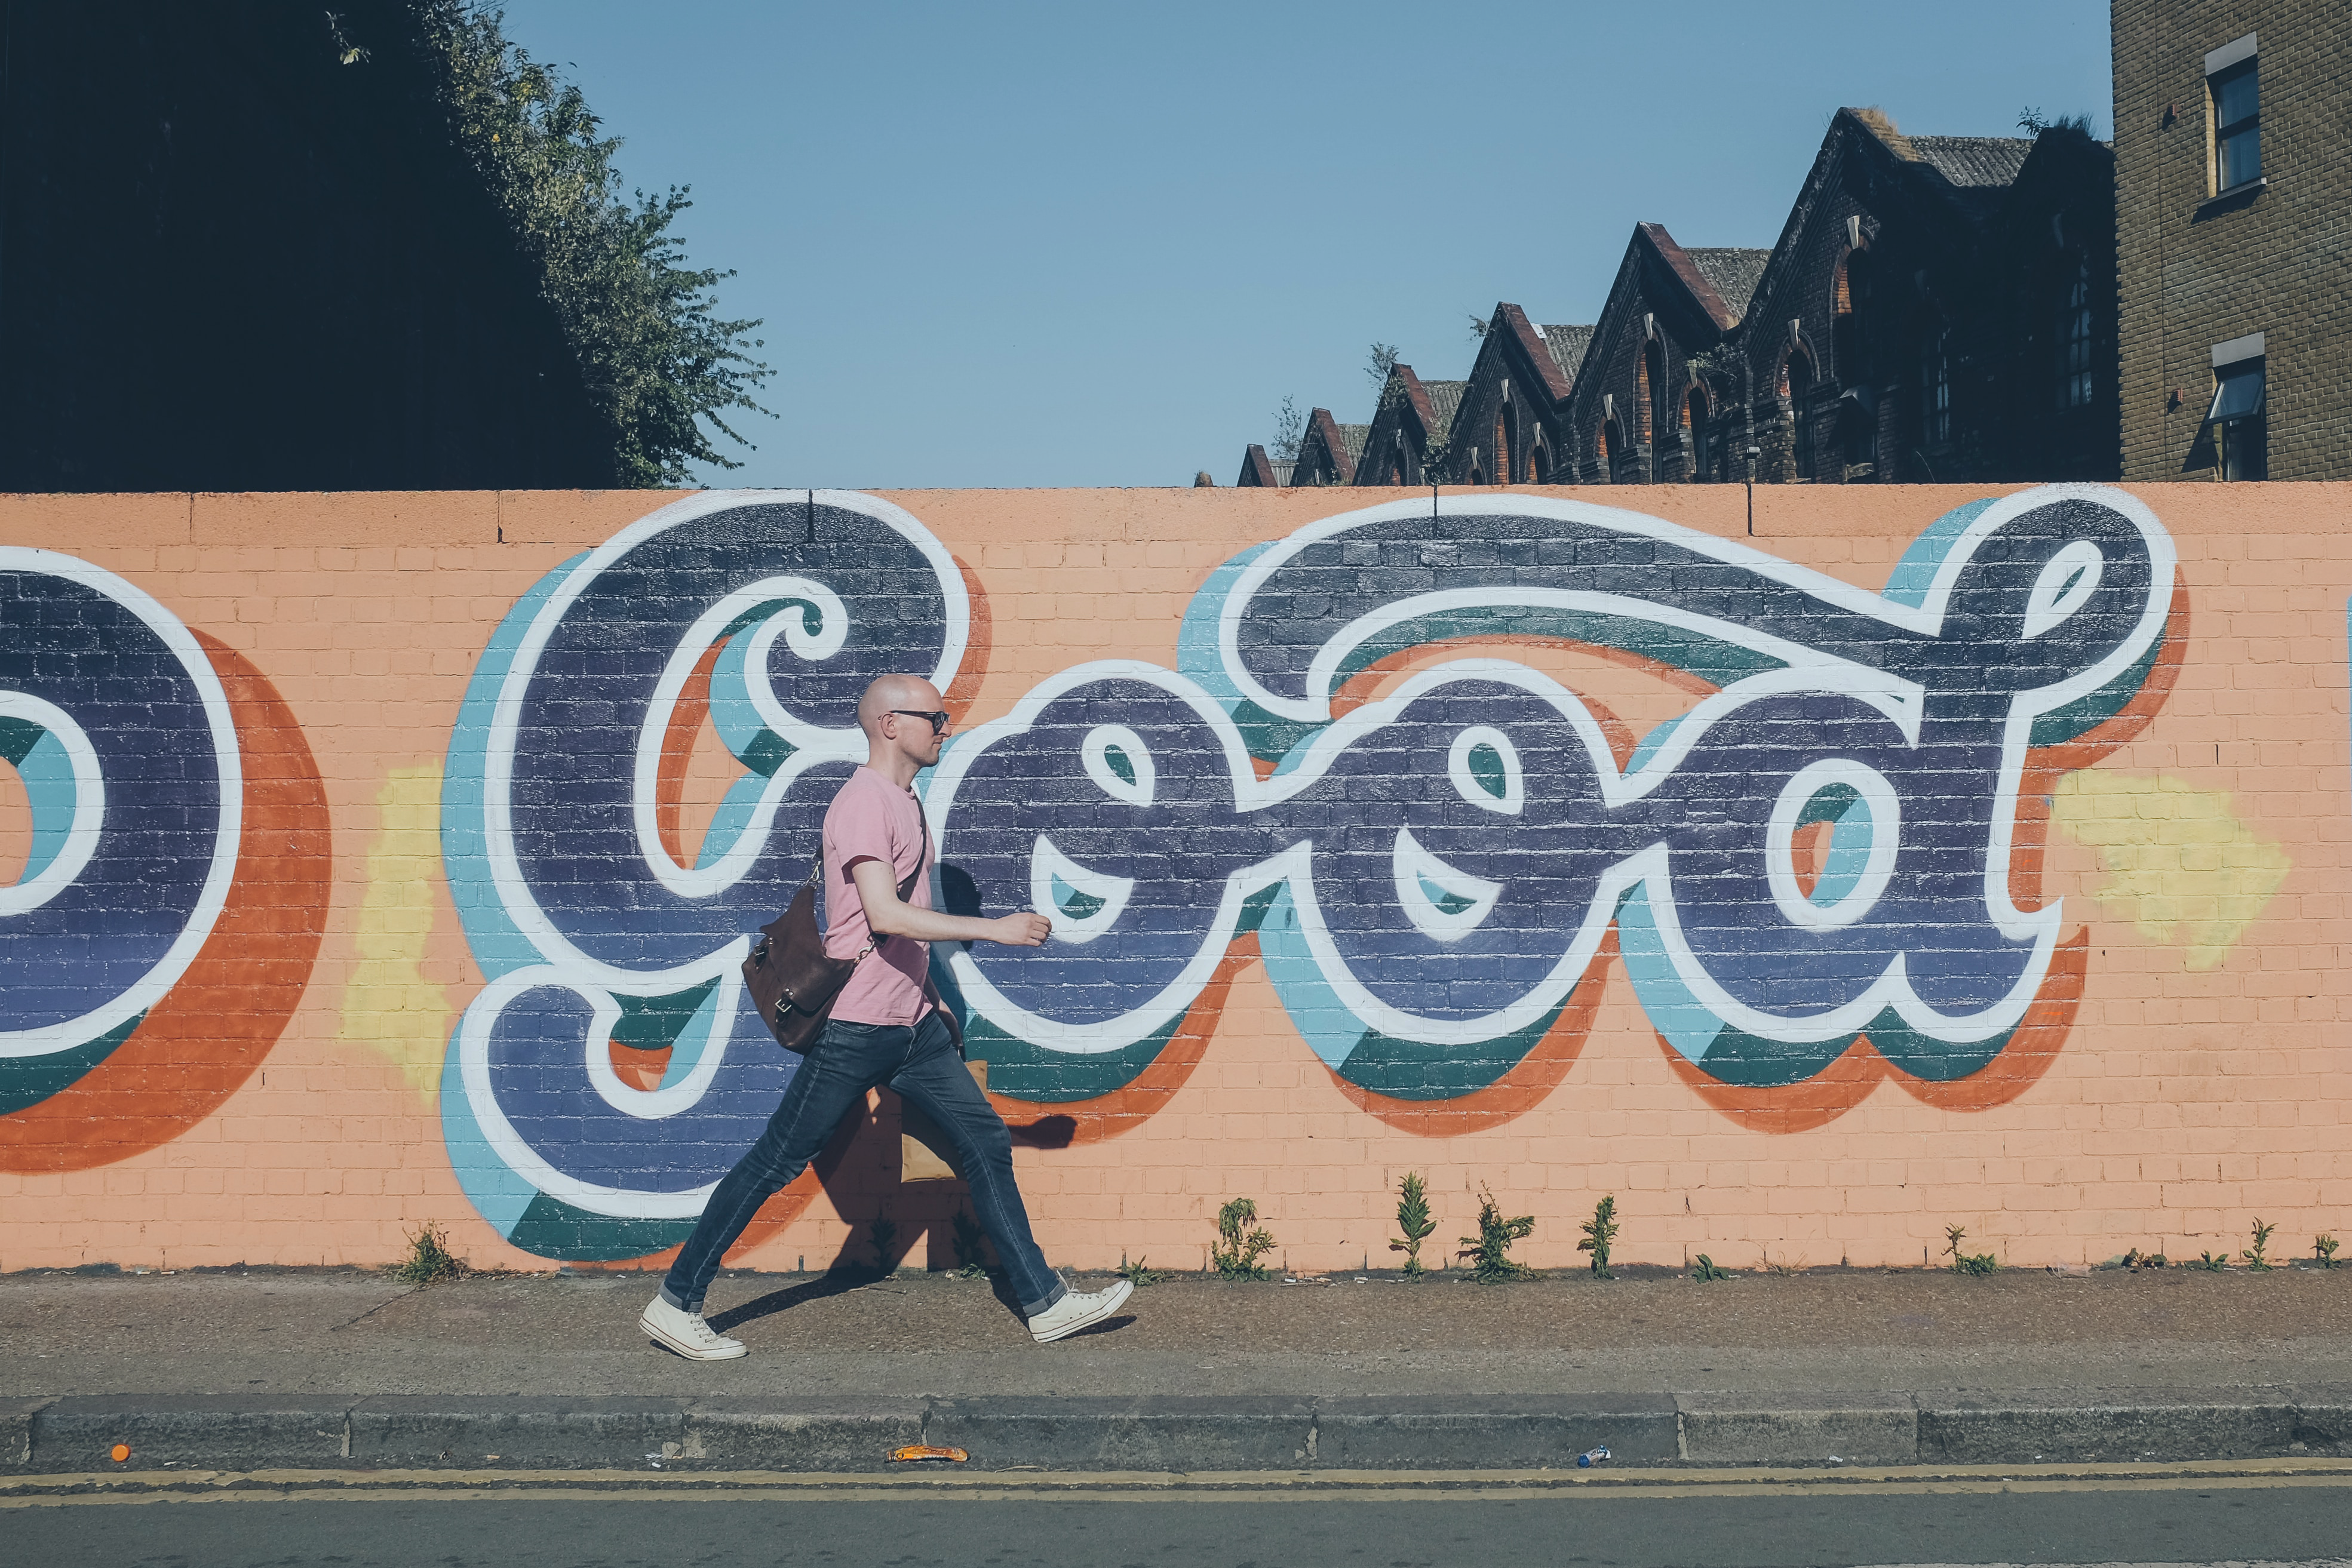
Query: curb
[{"left": 5, "top": 1388, "right": 2345, "bottom": 1475}]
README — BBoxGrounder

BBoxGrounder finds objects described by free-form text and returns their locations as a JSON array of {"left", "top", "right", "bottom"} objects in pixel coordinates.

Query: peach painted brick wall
[{"left": 1, "top": 484, "right": 2347, "bottom": 1274}]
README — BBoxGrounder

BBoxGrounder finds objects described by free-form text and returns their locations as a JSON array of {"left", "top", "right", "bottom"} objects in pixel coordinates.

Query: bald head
[{"left": 858, "top": 674, "right": 939, "bottom": 734}]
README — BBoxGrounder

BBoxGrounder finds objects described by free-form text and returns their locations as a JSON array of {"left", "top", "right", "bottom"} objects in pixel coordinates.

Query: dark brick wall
[{"left": 2115, "top": 1, "right": 2352, "bottom": 481}]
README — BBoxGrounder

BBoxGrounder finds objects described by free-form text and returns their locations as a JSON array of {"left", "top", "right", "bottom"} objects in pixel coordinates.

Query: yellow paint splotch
[
  {"left": 337, "top": 763, "right": 455, "bottom": 1099},
  {"left": 2049, "top": 772, "right": 2289, "bottom": 970}
]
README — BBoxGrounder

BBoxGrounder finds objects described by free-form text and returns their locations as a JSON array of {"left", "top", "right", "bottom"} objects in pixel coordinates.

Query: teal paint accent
[
  {"left": 502, "top": 1192, "right": 698, "bottom": 1263},
  {"left": 1254, "top": 884, "right": 1370, "bottom": 1071},
  {"left": 1049, "top": 876, "right": 1106, "bottom": 922},
  {"left": 696, "top": 771, "right": 775, "bottom": 871},
  {"left": 0, "top": 1013, "right": 142, "bottom": 1114},
  {"left": 1882, "top": 499, "right": 1998, "bottom": 608},
  {"left": 607, "top": 977, "right": 727, "bottom": 1095},
  {"left": 1464, "top": 741, "right": 1508, "bottom": 800},
  {"left": 0, "top": 720, "right": 78, "bottom": 887},
  {"left": 1101, "top": 745, "right": 1137, "bottom": 787},
  {"left": 1423, "top": 875, "right": 1477, "bottom": 917},
  {"left": 1331, "top": 1009, "right": 1562, "bottom": 1100},
  {"left": 1669, "top": 1023, "right": 1850, "bottom": 1087},
  {"left": 440, "top": 553, "right": 589, "bottom": 984},
  {"left": 963, "top": 1006, "right": 1181, "bottom": 1102},
  {"left": 435, "top": 1018, "right": 541, "bottom": 1236},
  {"left": 1615, "top": 885, "right": 1725, "bottom": 1063}
]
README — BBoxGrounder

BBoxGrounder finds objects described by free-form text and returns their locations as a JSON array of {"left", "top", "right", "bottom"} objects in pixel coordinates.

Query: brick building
[
  {"left": 2114, "top": 2, "right": 2352, "bottom": 481},
  {"left": 1353, "top": 366, "right": 1464, "bottom": 487},
  {"left": 1720, "top": 109, "right": 2115, "bottom": 487},
  {"left": 1443, "top": 306, "right": 1590, "bottom": 484},
  {"left": 1561, "top": 226, "right": 1767, "bottom": 485},
  {"left": 1226, "top": 110, "right": 2115, "bottom": 490},
  {"left": 1291, "top": 408, "right": 1367, "bottom": 486}
]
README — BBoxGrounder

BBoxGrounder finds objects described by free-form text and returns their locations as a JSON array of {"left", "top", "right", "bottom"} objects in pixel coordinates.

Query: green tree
[{"left": 416, "top": 2, "right": 772, "bottom": 485}]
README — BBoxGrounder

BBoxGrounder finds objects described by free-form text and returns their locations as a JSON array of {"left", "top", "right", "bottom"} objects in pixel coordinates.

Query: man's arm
[{"left": 849, "top": 857, "right": 1051, "bottom": 946}]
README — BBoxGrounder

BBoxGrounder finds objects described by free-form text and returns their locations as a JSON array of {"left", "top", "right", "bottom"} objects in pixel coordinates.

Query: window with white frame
[
  {"left": 2207, "top": 34, "right": 2259, "bottom": 193},
  {"left": 2205, "top": 333, "right": 2265, "bottom": 482}
]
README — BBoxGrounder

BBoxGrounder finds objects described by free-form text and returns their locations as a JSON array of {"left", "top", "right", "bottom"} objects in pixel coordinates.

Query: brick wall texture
[
  {"left": 2, "top": 484, "right": 2347, "bottom": 1276},
  {"left": 2115, "top": 1, "right": 2352, "bottom": 479}
]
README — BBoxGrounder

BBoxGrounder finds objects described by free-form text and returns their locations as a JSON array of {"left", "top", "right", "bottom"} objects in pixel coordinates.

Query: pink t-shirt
[{"left": 821, "top": 765, "right": 934, "bottom": 1027}]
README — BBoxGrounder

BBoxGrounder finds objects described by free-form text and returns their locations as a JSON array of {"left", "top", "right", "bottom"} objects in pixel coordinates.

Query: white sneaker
[
  {"left": 1027, "top": 1278, "right": 1134, "bottom": 1344},
  {"left": 639, "top": 1293, "right": 747, "bottom": 1360}
]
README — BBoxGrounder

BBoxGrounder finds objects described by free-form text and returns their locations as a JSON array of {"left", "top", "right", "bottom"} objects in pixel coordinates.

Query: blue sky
[{"left": 498, "top": 1, "right": 2113, "bottom": 489}]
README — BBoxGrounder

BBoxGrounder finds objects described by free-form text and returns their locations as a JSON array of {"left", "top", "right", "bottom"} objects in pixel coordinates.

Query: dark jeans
[{"left": 661, "top": 1010, "right": 1067, "bottom": 1318}]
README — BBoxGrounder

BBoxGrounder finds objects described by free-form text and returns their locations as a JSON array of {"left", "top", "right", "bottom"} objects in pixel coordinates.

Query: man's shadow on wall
[{"left": 706, "top": 1084, "right": 1084, "bottom": 1335}]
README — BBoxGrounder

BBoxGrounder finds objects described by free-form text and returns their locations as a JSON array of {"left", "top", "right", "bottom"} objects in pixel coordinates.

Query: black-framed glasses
[{"left": 888, "top": 709, "right": 952, "bottom": 735}]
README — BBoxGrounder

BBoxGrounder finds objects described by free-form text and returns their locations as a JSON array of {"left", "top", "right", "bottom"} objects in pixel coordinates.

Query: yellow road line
[{"left": 5, "top": 1459, "right": 2352, "bottom": 1508}]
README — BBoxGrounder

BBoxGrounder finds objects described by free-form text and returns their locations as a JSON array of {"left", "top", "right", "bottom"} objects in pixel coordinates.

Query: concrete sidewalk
[{"left": 5, "top": 1262, "right": 2349, "bottom": 1474}]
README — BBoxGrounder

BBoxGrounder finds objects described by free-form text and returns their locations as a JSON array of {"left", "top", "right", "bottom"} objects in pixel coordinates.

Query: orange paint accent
[
  {"left": 1328, "top": 930, "right": 1620, "bottom": 1137},
  {"left": 941, "top": 556, "right": 992, "bottom": 727},
  {"left": 0, "top": 635, "right": 331, "bottom": 1172},
  {"left": 1896, "top": 926, "right": 2087, "bottom": 1113},
  {"left": 654, "top": 640, "right": 725, "bottom": 870},
  {"left": 608, "top": 1041, "right": 673, "bottom": 1094},
  {"left": 1660, "top": 927, "right": 2089, "bottom": 1132}
]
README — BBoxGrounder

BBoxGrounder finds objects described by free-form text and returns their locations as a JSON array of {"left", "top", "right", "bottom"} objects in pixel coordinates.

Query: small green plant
[
  {"left": 392, "top": 1222, "right": 466, "bottom": 1286},
  {"left": 1211, "top": 1198, "right": 1278, "bottom": 1280},
  {"left": 951, "top": 1207, "right": 989, "bottom": 1278},
  {"left": 1577, "top": 1194, "right": 1619, "bottom": 1280},
  {"left": 1117, "top": 1252, "right": 1168, "bottom": 1287},
  {"left": 2317, "top": 1234, "right": 2340, "bottom": 1269},
  {"left": 1460, "top": 1185, "right": 1538, "bottom": 1283},
  {"left": 1690, "top": 1253, "right": 1731, "bottom": 1283},
  {"left": 1943, "top": 1224, "right": 1997, "bottom": 1275},
  {"left": 868, "top": 1209, "right": 899, "bottom": 1272},
  {"left": 1390, "top": 1171, "right": 1438, "bottom": 1277},
  {"left": 2122, "top": 1246, "right": 2169, "bottom": 1271},
  {"left": 2196, "top": 1249, "right": 2231, "bottom": 1272},
  {"left": 2242, "top": 1217, "right": 2278, "bottom": 1271}
]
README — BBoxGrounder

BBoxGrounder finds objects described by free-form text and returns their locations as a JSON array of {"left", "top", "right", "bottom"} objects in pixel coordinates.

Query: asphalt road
[{"left": 7, "top": 1467, "right": 2352, "bottom": 1568}]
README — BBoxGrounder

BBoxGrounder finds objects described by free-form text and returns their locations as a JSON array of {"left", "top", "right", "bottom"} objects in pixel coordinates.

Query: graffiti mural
[
  {"left": 435, "top": 484, "right": 2176, "bottom": 1259},
  {"left": 440, "top": 491, "right": 969, "bottom": 1258},
  {"left": 0, "top": 550, "right": 329, "bottom": 1169}
]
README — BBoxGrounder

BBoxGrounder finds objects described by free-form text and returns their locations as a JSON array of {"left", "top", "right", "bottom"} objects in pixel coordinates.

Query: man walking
[{"left": 638, "top": 674, "right": 1134, "bottom": 1360}]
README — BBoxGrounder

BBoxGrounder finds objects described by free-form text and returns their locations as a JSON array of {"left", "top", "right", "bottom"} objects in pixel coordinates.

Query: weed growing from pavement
[
  {"left": 951, "top": 1208, "right": 988, "bottom": 1279},
  {"left": 1460, "top": 1185, "right": 1538, "bottom": 1283},
  {"left": 1211, "top": 1198, "right": 1277, "bottom": 1280},
  {"left": 1690, "top": 1253, "right": 1731, "bottom": 1282},
  {"left": 2242, "top": 1218, "right": 2278, "bottom": 1271},
  {"left": 1390, "top": 1171, "right": 1437, "bottom": 1277},
  {"left": 1943, "top": 1225, "right": 1998, "bottom": 1275},
  {"left": 1576, "top": 1194, "right": 1617, "bottom": 1280},
  {"left": 2122, "top": 1246, "right": 2169, "bottom": 1270},
  {"left": 868, "top": 1209, "right": 898, "bottom": 1272},
  {"left": 2196, "top": 1249, "right": 2231, "bottom": 1272},
  {"left": 2319, "top": 1234, "right": 2341, "bottom": 1269},
  {"left": 392, "top": 1222, "right": 466, "bottom": 1286},
  {"left": 1117, "top": 1253, "right": 1168, "bottom": 1287}
]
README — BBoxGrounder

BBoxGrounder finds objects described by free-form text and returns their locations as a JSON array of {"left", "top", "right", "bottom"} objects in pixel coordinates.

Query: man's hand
[{"left": 993, "top": 911, "right": 1053, "bottom": 946}]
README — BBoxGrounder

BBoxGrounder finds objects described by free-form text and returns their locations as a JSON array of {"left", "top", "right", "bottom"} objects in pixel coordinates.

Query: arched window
[
  {"left": 1645, "top": 340, "right": 1670, "bottom": 482},
  {"left": 1686, "top": 386, "right": 1711, "bottom": 479},
  {"left": 1832, "top": 250, "right": 1869, "bottom": 383},
  {"left": 1599, "top": 419, "right": 1622, "bottom": 481},
  {"left": 1920, "top": 327, "right": 1951, "bottom": 447},
  {"left": 1493, "top": 405, "right": 1511, "bottom": 485},
  {"left": 1786, "top": 349, "right": 1816, "bottom": 480},
  {"left": 1531, "top": 438, "right": 1549, "bottom": 484},
  {"left": 2060, "top": 254, "right": 2094, "bottom": 409}
]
